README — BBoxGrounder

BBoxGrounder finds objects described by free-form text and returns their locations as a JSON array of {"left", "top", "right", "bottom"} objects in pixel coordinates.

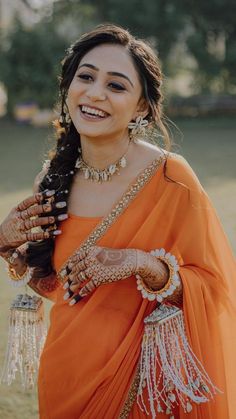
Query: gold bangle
[
  {"left": 6, "top": 264, "right": 33, "bottom": 287},
  {"left": 136, "top": 248, "right": 181, "bottom": 303},
  {"left": 7, "top": 265, "right": 27, "bottom": 280}
]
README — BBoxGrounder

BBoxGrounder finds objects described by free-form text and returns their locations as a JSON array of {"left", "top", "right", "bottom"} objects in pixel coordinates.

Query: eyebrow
[{"left": 77, "top": 63, "right": 134, "bottom": 88}]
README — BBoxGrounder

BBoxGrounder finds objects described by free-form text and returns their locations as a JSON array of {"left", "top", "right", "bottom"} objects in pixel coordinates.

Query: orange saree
[{"left": 38, "top": 152, "right": 236, "bottom": 419}]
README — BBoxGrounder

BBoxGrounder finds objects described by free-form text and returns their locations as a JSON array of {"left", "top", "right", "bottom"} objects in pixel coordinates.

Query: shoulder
[
  {"left": 163, "top": 152, "right": 203, "bottom": 193},
  {"left": 134, "top": 142, "right": 202, "bottom": 192}
]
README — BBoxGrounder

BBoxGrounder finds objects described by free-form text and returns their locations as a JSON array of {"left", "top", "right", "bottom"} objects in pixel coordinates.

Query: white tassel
[
  {"left": 137, "top": 304, "right": 221, "bottom": 418},
  {"left": 1, "top": 294, "right": 47, "bottom": 390}
]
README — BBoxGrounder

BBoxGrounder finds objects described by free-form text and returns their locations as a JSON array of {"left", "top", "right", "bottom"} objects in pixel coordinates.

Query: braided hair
[{"left": 26, "top": 23, "right": 171, "bottom": 277}]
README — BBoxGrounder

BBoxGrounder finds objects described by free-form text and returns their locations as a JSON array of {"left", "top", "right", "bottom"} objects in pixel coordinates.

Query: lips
[{"left": 79, "top": 104, "right": 110, "bottom": 119}]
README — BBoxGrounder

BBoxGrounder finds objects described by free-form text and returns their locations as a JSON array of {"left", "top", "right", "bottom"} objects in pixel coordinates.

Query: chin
[{"left": 73, "top": 122, "right": 114, "bottom": 139}]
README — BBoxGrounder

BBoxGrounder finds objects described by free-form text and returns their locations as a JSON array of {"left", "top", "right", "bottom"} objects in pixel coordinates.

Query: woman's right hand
[{"left": 0, "top": 190, "right": 64, "bottom": 250}]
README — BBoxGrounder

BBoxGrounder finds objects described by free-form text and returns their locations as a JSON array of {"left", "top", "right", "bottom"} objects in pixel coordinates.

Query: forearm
[
  {"left": 28, "top": 273, "right": 60, "bottom": 301},
  {"left": 2, "top": 242, "right": 59, "bottom": 300},
  {"left": 0, "top": 227, "right": 15, "bottom": 257}
]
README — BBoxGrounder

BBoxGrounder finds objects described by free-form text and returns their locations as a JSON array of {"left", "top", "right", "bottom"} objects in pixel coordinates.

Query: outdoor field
[{"left": 0, "top": 117, "right": 235, "bottom": 418}]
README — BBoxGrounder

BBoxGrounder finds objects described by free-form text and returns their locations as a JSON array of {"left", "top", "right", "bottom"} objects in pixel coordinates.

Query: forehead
[{"left": 79, "top": 44, "right": 139, "bottom": 82}]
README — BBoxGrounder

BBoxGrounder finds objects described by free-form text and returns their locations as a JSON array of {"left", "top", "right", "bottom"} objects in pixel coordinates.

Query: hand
[
  {"left": 61, "top": 245, "right": 138, "bottom": 304},
  {"left": 0, "top": 190, "right": 65, "bottom": 251}
]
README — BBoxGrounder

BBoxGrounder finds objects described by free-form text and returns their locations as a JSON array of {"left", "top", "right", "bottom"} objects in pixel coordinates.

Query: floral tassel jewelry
[
  {"left": 1, "top": 294, "right": 47, "bottom": 390},
  {"left": 1, "top": 257, "right": 47, "bottom": 390},
  {"left": 136, "top": 249, "right": 221, "bottom": 418},
  {"left": 137, "top": 305, "right": 221, "bottom": 418}
]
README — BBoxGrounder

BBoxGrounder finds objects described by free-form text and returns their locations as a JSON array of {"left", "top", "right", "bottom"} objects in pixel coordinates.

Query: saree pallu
[{"left": 38, "top": 153, "right": 236, "bottom": 419}]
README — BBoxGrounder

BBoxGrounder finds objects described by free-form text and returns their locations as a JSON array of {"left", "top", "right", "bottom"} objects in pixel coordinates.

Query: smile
[{"left": 79, "top": 105, "right": 110, "bottom": 120}]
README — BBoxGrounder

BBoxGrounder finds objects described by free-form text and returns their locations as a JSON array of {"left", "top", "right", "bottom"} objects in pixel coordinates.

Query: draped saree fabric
[{"left": 38, "top": 152, "right": 236, "bottom": 419}]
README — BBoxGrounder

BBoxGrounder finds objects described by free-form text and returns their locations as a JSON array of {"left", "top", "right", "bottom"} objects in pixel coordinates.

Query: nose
[{"left": 86, "top": 82, "right": 106, "bottom": 101}]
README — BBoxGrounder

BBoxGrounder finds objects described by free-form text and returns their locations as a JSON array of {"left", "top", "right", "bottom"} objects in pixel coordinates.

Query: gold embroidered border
[
  {"left": 119, "top": 365, "right": 140, "bottom": 419},
  {"left": 58, "top": 154, "right": 166, "bottom": 282}
]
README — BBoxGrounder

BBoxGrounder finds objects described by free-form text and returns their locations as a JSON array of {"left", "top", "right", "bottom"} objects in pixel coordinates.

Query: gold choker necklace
[{"left": 75, "top": 143, "right": 129, "bottom": 183}]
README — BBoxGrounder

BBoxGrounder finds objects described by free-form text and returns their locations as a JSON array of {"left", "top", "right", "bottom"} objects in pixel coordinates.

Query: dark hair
[{"left": 26, "top": 23, "right": 172, "bottom": 277}]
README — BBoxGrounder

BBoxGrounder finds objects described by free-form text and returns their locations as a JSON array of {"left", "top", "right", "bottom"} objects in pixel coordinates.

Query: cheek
[
  {"left": 67, "top": 82, "right": 83, "bottom": 105},
  {"left": 113, "top": 95, "right": 138, "bottom": 122}
]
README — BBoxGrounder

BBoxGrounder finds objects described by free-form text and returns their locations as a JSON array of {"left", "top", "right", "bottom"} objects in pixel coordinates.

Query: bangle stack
[
  {"left": 7, "top": 264, "right": 33, "bottom": 287},
  {"left": 136, "top": 248, "right": 180, "bottom": 302},
  {"left": 4, "top": 248, "right": 33, "bottom": 287}
]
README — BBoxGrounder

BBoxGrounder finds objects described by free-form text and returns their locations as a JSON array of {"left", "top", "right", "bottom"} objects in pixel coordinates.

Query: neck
[{"left": 80, "top": 132, "right": 131, "bottom": 169}]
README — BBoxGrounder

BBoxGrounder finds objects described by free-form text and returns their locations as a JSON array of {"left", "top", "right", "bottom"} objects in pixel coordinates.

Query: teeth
[{"left": 81, "top": 105, "right": 107, "bottom": 117}]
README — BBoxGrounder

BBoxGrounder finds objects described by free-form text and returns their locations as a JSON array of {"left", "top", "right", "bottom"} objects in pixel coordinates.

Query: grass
[{"left": 0, "top": 117, "right": 235, "bottom": 418}]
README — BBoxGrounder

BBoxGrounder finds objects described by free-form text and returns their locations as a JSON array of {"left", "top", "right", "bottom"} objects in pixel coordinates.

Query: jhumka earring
[{"left": 128, "top": 115, "right": 149, "bottom": 143}]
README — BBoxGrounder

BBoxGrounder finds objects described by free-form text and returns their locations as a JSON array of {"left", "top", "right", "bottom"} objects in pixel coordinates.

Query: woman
[{"left": 0, "top": 24, "right": 236, "bottom": 419}]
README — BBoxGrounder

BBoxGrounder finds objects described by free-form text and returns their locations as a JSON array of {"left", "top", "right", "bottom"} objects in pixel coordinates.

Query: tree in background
[
  {"left": 0, "top": 19, "right": 67, "bottom": 113},
  {"left": 80, "top": 0, "right": 186, "bottom": 72},
  {"left": 181, "top": 0, "right": 236, "bottom": 93},
  {"left": 79, "top": 0, "right": 236, "bottom": 94},
  {"left": 1, "top": 0, "right": 235, "bottom": 115}
]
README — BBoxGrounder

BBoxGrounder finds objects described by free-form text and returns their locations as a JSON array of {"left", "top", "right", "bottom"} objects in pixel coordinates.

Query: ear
[{"left": 132, "top": 98, "right": 150, "bottom": 121}]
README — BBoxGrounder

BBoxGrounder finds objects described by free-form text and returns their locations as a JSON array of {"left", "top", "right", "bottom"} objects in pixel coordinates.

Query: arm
[{"left": 59, "top": 246, "right": 183, "bottom": 306}]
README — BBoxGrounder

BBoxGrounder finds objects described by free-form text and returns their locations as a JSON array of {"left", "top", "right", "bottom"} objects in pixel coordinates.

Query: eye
[
  {"left": 77, "top": 73, "right": 93, "bottom": 81},
  {"left": 108, "top": 82, "right": 126, "bottom": 91}
]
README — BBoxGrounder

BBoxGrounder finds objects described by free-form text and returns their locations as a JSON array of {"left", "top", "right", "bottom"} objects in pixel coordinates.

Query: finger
[
  {"left": 63, "top": 288, "right": 74, "bottom": 301},
  {"left": 18, "top": 201, "right": 68, "bottom": 220},
  {"left": 60, "top": 266, "right": 72, "bottom": 281},
  {"left": 62, "top": 279, "right": 73, "bottom": 290},
  {"left": 21, "top": 213, "right": 68, "bottom": 231},
  {"left": 69, "top": 259, "right": 87, "bottom": 274},
  {"left": 23, "top": 230, "right": 61, "bottom": 241},
  {"left": 79, "top": 280, "right": 96, "bottom": 297},
  {"left": 68, "top": 294, "right": 83, "bottom": 306},
  {"left": 41, "top": 190, "right": 56, "bottom": 200},
  {"left": 69, "top": 281, "right": 81, "bottom": 293},
  {"left": 69, "top": 261, "right": 87, "bottom": 277},
  {"left": 68, "top": 249, "right": 88, "bottom": 267},
  {"left": 68, "top": 270, "right": 87, "bottom": 286},
  {"left": 21, "top": 216, "right": 55, "bottom": 231},
  {"left": 16, "top": 191, "right": 55, "bottom": 211},
  {"left": 18, "top": 203, "right": 52, "bottom": 220}
]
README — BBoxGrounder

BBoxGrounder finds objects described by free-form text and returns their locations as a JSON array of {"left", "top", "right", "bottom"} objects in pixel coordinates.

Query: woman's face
[{"left": 67, "top": 44, "right": 146, "bottom": 141}]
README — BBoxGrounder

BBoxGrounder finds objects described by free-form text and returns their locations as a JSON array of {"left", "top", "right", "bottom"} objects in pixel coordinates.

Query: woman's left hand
[{"left": 62, "top": 245, "right": 138, "bottom": 304}]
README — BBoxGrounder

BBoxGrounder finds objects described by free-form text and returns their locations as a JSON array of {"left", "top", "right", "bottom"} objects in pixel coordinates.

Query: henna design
[
  {"left": 0, "top": 193, "right": 60, "bottom": 249},
  {"left": 28, "top": 273, "right": 60, "bottom": 299},
  {"left": 96, "top": 248, "right": 129, "bottom": 266},
  {"left": 16, "top": 193, "right": 42, "bottom": 211},
  {"left": 65, "top": 246, "right": 138, "bottom": 298},
  {"left": 64, "top": 246, "right": 183, "bottom": 306},
  {"left": 25, "top": 231, "right": 50, "bottom": 241}
]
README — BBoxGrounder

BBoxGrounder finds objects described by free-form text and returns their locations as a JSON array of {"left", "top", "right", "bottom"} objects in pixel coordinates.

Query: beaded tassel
[
  {"left": 1, "top": 294, "right": 47, "bottom": 390},
  {"left": 137, "top": 304, "right": 221, "bottom": 418}
]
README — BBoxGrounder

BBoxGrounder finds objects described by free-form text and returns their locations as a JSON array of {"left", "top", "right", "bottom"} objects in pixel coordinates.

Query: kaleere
[
  {"left": 136, "top": 248, "right": 222, "bottom": 418},
  {"left": 1, "top": 293, "right": 47, "bottom": 390}
]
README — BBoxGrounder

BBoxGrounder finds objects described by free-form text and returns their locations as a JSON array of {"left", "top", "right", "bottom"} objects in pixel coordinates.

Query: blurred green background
[{"left": 0, "top": 1, "right": 236, "bottom": 418}]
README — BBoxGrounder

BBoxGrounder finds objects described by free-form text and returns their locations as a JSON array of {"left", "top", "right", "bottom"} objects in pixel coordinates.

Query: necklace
[{"left": 75, "top": 142, "right": 130, "bottom": 183}]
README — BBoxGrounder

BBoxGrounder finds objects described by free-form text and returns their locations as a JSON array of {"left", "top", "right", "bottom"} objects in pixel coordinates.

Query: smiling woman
[{"left": 0, "top": 23, "right": 236, "bottom": 419}]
